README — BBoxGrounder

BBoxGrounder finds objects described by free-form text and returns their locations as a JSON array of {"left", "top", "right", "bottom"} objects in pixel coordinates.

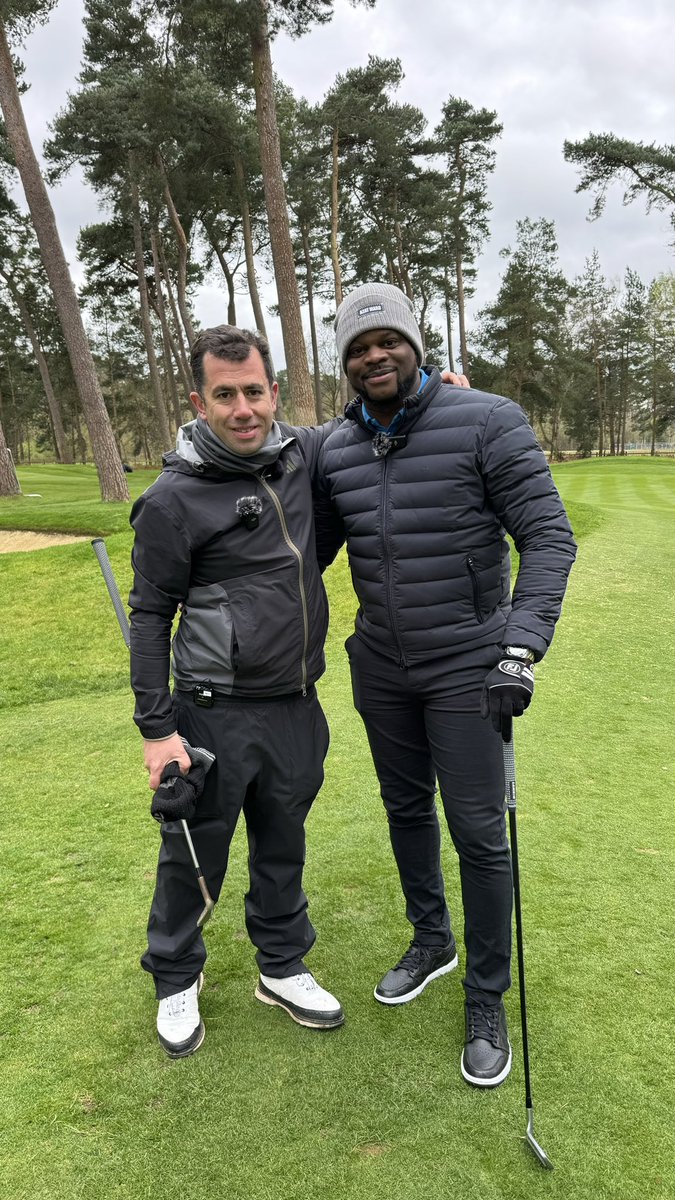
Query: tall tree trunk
[
  {"left": 203, "top": 220, "right": 237, "bottom": 324},
  {"left": 300, "top": 222, "right": 322, "bottom": 422},
  {"left": 650, "top": 337, "right": 657, "bottom": 456},
  {"left": 74, "top": 408, "right": 87, "bottom": 463},
  {"left": 3, "top": 274, "right": 73, "bottom": 463},
  {"left": 328, "top": 127, "right": 349, "bottom": 410},
  {"left": 419, "top": 288, "right": 429, "bottom": 359},
  {"left": 444, "top": 271, "right": 456, "bottom": 373},
  {"left": 330, "top": 126, "right": 343, "bottom": 307},
  {"left": 233, "top": 153, "right": 268, "bottom": 339},
  {"left": 249, "top": 1, "right": 314, "bottom": 424},
  {"left": 595, "top": 355, "right": 605, "bottom": 456},
  {"left": 394, "top": 218, "right": 413, "bottom": 301},
  {"left": 326, "top": 132, "right": 348, "bottom": 412},
  {"left": 620, "top": 351, "right": 628, "bottom": 455},
  {"left": 0, "top": 21, "right": 128, "bottom": 500},
  {"left": 149, "top": 289, "right": 182, "bottom": 434},
  {"left": 129, "top": 175, "right": 172, "bottom": 454},
  {"left": 0, "top": 412, "right": 20, "bottom": 495},
  {"left": 157, "top": 157, "right": 196, "bottom": 345},
  {"left": 5, "top": 359, "right": 20, "bottom": 463},
  {"left": 607, "top": 389, "right": 616, "bottom": 455},
  {"left": 455, "top": 249, "right": 469, "bottom": 380},
  {"left": 550, "top": 402, "right": 561, "bottom": 460},
  {"left": 452, "top": 154, "right": 470, "bottom": 381},
  {"left": 156, "top": 229, "right": 193, "bottom": 385},
  {"left": 150, "top": 227, "right": 186, "bottom": 429},
  {"left": 103, "top": 316, "right": 124, "bottom": 459}
]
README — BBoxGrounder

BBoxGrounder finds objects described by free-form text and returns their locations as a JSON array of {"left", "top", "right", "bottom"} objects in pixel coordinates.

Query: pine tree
[
  {"left": 476, "top": 218, "right": 570, "bottom": 429},
  {"left": 433, "top": 97, "right": 502, "bottom": 379},
  {"left": 564, "top": 132, "right": 675, "bottom": 232},
  {"left": 0, "top": 3, "right": 129, "bottom": 497}
]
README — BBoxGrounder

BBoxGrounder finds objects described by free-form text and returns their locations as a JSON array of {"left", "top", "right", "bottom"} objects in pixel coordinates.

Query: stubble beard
[{"left": 361, "top": 366, "right": 420, "bottom": 414}]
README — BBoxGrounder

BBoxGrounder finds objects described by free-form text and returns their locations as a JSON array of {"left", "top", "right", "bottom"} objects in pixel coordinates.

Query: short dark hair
[{"left": 190, "top": 325, "right": 275, "bottom": 394}]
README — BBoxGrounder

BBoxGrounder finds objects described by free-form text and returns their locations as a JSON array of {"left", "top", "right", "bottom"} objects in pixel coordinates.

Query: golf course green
[{"left": 1, "top": 456, "right": 673, "bottom": 1199}]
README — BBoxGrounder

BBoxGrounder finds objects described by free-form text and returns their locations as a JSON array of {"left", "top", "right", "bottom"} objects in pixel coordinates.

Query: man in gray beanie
[{"left": 316, "top": 282, "right": 577, "bottom": 1089}]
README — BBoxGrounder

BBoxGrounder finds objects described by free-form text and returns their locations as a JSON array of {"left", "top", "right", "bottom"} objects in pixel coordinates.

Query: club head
[
  {"left": 525, "top": 1110, "right": 553, "bottom": 1170},
  {"left": 197, "top": 897, "right": 215, "bottom": 928}
]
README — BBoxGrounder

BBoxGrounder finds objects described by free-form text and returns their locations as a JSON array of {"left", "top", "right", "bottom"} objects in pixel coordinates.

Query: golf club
[
  {"left": 91, "top": 537, "right": 216, "bottom": 927},
  {"left": 502, "top": 729, "right": 554, "bottom": 1171}
]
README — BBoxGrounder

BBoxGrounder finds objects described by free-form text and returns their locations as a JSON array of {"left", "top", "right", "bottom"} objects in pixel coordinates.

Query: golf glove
[
  {"left": 150, "top": 738, "right": 216, "bottom": 823},
  {"left": 151, "top": 760, "right": 206, "bottom": 822},
  {"left": 481, "top": 657, "right": 534, "bottom": 736}
]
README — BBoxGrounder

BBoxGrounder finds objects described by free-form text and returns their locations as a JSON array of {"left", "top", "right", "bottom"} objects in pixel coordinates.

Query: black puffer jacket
[
  {"left": 129, "top": 423, "right": 332, "bottom": 740},
  {"left": 316, "top": 369, "right": 576, "bottom": 666}
]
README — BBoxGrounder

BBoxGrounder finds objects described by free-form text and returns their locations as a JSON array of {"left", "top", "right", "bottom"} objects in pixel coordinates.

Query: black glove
[
  {"left": 151, "top": 760, "right": 206, "bottom": 823},
  {"left": 480, "top": 657, "right": 535, "bottom": 736}
]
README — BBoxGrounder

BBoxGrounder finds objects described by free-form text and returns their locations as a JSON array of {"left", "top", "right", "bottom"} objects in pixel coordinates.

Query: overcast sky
[{"left": 12, "top": 0, "right": 675, "bottom": 369}]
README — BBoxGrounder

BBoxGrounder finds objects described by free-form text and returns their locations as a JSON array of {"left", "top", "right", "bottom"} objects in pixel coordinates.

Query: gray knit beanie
[{"left": 334, "top": 283, "right": 423, "bottom": 372}]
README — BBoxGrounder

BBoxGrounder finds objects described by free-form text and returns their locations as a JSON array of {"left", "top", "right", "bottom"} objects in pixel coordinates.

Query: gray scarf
[{"left": 177, "top": 418, "right": 292, "bottom": 475}]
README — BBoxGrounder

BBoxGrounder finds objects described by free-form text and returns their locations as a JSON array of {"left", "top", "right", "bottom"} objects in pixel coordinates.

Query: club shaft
[
  {"left": 91, "top": 538, "right": 131, "bottom": 647},
  {"left": 507, "top": 801, "right": 534, "bottom": 1110},
  {"left": 91, "top": 539, "right": 215, "bottom": 920},
  {"left": 503, "top": 735, "right": 534, "bottom": 1109}
]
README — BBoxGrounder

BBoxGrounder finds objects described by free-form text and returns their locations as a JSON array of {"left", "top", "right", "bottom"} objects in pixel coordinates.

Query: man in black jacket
[
  {"left": 129, "top": 325, "right": 344, "bottom": 1057},
  {"left": 316, "top": 283, "right": 577, "bottom": 1088}
]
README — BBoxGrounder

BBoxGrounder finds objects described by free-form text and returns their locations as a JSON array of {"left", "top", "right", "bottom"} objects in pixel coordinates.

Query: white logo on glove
[{"left": 499, "top": 660, "right": 523, "bottom": 676}]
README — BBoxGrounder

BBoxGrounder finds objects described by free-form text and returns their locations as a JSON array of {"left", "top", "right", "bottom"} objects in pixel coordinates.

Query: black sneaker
[
  {"left": 374, "top": 939, "right": 458, "bottom": 1005},
  {"left": 460, "top": 999, "right": 512, "bottom": 1087}
]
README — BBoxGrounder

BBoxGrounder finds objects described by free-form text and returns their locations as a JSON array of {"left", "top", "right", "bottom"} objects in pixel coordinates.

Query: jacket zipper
[
  {"left": 466, "top": 555, "right": 485, "bottom": 624},
  {"left": 260, "top": 476, "right": 309, "bottom": 694},
  {"left": 381, "top": 455, "right": 406, "bottom": 667}
]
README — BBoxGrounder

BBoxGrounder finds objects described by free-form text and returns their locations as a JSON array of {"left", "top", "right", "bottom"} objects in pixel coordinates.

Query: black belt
[{"left": 175, "top": 684, "right": 314, "bottom": 709}]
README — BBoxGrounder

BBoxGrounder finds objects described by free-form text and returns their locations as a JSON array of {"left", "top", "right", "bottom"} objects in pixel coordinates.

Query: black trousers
[
  {"left": 141, "top": 688, "right": 330, "bottom": 999},
  {"left": 347, "top": 635, "right": 512, "bottom": 1006}
]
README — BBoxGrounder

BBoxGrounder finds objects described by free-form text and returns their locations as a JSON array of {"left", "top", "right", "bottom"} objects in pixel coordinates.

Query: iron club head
[
  {"left": 196, "top": 888, "right": 216, "bottom": 928},
  {"left": 525, "top": 1109, "right": 553, "bottom": 1170},
  {"left": 181, "top": 820, "right": 216, "bottom": 929}
]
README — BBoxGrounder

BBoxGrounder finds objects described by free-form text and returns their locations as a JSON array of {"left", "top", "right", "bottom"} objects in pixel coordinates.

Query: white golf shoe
[
  {"left": 157, "top": 972, "right": 205, "bottom": 1058},
  {"left": 255, "top": 971, "right": 344, "bottom": 1029}
]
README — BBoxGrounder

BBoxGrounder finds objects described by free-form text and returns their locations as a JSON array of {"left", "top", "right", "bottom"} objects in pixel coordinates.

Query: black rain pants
[{"left": 141, "top": 687, "right": 330, "bottom": 999}]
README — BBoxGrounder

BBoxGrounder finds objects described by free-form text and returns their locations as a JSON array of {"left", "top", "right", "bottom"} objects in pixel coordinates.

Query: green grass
[
  {"left": 0, "top": 464, "right": 158, "bottom": 535},
  {"left": 1, "top": 457, "right": 674, "bottom": 1199}
]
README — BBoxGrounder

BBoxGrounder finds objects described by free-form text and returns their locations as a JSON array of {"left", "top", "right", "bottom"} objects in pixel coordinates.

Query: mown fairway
[{"left": 1, "top": 457, "right": 673, "bottom": 1199}]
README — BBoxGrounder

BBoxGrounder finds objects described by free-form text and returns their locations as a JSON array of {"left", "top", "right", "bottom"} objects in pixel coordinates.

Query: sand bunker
[{"left": 0, "top": 530, "right": 90, "bottom": 553}]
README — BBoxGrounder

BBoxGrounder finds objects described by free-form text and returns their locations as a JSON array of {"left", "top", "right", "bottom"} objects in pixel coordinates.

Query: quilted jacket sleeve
[{"left": 480, "top": 398, "right": 577, "bottom": 659}]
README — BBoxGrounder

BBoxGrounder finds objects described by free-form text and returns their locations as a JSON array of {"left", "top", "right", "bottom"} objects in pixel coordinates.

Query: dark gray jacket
[
  {"left": 316, "top": 369, "right": 577, "bottom": 666},
  {"left": 129, "top": 422, "right": 334, "bottom": 740}
]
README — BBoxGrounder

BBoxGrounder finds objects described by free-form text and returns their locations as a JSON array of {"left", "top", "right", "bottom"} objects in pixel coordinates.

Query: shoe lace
[
  {"left": 394, "top": 941, "right": 426, "bottom": 973},
  {"left": 292, "top": 973, "right": 318, "bottom": 993},
  {"left": 165, "top": 991, "right": 188, "bottom": 1018},
  {"left": 467, "top": 1002, "right": 501, "bottom": 1045}
]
